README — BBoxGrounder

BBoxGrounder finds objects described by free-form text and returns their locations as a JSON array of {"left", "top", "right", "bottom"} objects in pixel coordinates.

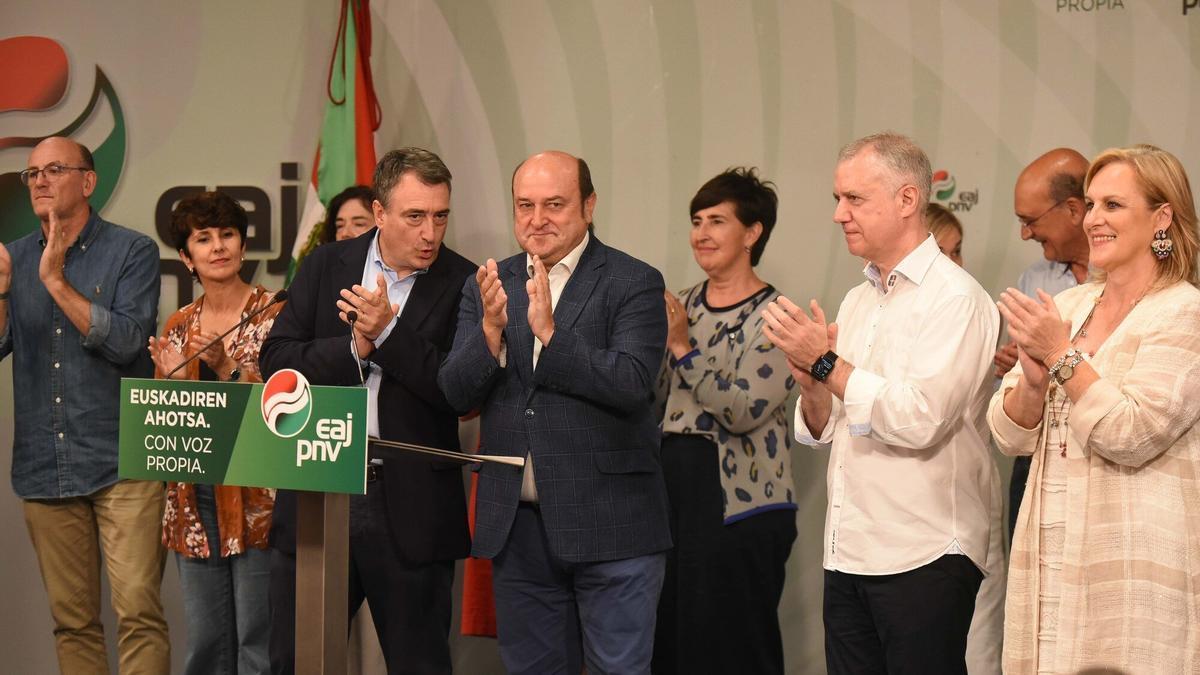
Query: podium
[{"left": 119, "top": 373, "right": 366, "bottom": 674}]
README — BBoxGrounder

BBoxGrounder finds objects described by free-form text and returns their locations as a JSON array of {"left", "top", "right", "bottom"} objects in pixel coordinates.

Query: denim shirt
[{"left": 0, "top": 211, "right": 160, "bottom": 499}]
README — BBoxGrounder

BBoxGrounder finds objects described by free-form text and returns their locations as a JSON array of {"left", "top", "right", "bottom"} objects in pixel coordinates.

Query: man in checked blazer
[{"left": 439, "top": 150, "right": 671, "bottom": 674}]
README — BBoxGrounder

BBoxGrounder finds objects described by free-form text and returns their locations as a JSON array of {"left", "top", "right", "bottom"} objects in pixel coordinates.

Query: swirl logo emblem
[
  {"left": 261, "top": 369, "right": 313, "bottom": 438},
  {"left": 932, "top": 170, "right": 957, "bottom": 202},
  {"left": 0, "top": 36, "right": 128, "bottom": 242}
]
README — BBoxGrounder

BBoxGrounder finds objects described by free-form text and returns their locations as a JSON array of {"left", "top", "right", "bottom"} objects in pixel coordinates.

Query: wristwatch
[
  {"left": 1048, "top": 348, "right": 1084, "bottom": 385},
  {"left": 810, "top": 351, "right": 839, "bottom": 382}
]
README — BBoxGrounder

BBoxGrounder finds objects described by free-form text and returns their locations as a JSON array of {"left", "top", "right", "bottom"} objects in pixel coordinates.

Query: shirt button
[
  {"left": 54, "top": 362, "right": 60, "bottom": 368},
  {"left": 55, "top": 397, "right": 61, "bottom": 404},
  {"left": 58, "top": 432, "right": 64, "bottom": 439},
  {"left": 524, "top": 409, "right": 534, "bottom": 419},
  {"left": 56, "top": 328, "right": 62, "bottom": 335}
]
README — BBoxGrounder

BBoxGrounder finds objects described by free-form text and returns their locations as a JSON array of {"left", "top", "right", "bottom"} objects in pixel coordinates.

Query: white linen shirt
[{"left": 795, "top": 235, "right": 1000, "bottom": 575}]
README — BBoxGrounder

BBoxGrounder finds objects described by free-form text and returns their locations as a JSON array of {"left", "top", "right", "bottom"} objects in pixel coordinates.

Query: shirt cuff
[
  {"left": 372, "top": 316, "right": 398, "bottom": 348},
  {"left": 497, "top": 336, "right": 508, "bottom": 368},
  {"left": 843, "top": 367, "right": 886, "bottom": 436},
  {"left": 670, "top": 348, "right": 701, "bottom": 370},
  {"left": 349, "top": 336, "right": 370, "bottom": 368},
  {"left": 793, "top": 396, "right": 837, "bottom": 445},
  {"left": 987, "top": 387, "right": 1042, "bottom": 453},
  {"left": 80, "top": 302, "right": 108, "bottom": 349}
]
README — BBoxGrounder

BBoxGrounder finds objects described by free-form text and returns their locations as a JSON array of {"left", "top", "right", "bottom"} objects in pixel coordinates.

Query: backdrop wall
[{"left": 3, "top": 1, "right": 1198, "bottom": 672}]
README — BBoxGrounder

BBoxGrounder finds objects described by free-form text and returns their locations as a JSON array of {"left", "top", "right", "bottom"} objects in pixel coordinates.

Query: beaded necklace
[{"left": 1046, "top": 288, "right": 1146, "bottom": 456}]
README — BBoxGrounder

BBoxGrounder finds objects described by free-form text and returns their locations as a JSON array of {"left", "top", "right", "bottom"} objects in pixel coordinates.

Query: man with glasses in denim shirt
[
  {"left": 0, "top": 137, "right": 168, "bottom": 672},
  {"left": 995, "top": 148, "right": 1091, "bottom": 544}
]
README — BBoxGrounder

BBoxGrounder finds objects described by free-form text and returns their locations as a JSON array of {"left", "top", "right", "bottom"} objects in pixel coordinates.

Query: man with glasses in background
[
  {"left": 0, "top": 136, "right": 168, "bottom": 672},
  {"left": 995, "top": 148, "right": 1091, "bottom": 542}
]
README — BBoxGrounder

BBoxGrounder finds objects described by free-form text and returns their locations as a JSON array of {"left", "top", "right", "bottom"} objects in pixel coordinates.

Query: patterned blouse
[
  {"left": 657, "top": 282, "right": 797, "bottom": 523},
  {"left": 158, "top": 285, "right": 284, "bottom": 558}
]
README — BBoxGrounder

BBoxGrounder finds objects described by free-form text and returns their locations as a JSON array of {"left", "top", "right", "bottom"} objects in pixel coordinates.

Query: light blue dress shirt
[{"left": 357, "top": 232, "right": 425, "bottom": 438}]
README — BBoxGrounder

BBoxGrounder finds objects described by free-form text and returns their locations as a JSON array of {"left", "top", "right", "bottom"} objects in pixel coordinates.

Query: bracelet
[{"left": 1047, "top": 348, "right": 1079, "bottom": 381}]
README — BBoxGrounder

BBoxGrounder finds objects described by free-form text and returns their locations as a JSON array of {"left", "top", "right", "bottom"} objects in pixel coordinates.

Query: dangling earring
[{"left": 1152, "top": 229, "right": 1174, "bottom": 260}]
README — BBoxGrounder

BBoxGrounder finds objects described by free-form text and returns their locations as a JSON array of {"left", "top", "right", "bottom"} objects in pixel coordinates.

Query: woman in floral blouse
[
  {"left": 148, "top": 191, "right": 285, "bottom": 675},
  {"left": 653, "top": 168, "right": 798, "bottom": 675}
]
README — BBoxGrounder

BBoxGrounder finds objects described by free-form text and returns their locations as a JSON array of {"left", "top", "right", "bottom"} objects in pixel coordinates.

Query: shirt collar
[
  {"left": 527, "top": 231, "right": 590, "bottom": 277},
  {"left": 39, "top": 208, "right": 101, "bottom": 251},
  {"left": 863, "top": 233, "right": 940, "bottom": 292},
  {"left": 367, "top": 230, "right": 428, "bottom": 284}
]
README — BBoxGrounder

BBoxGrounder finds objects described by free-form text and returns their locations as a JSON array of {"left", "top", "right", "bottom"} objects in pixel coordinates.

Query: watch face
[{"left": 1058, "top": 364, "right": 1074, "bottom": 381}]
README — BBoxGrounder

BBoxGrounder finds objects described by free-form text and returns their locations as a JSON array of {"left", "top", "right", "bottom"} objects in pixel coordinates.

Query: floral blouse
[
  {"left": 158, "top": 285, "right": 284, "bottom": 558},
  {"left": 656, "top": 282, "right": 798, "bottom": 523}
]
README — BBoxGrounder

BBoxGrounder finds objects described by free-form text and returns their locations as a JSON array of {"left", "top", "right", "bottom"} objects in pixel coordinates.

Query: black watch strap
[{"left": 811, "top": 351, "right": 839, "bottom": 382}]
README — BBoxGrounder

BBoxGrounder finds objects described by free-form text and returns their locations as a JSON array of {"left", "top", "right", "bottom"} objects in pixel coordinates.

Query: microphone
[
  {"left": 165, "top": 289, "right": 288, "bottom": 379},
  {"left": 347, "top": 310, "right": 366, "bottom": 386}
]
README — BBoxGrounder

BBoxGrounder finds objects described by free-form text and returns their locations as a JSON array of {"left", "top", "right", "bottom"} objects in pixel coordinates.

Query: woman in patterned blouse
[
  {"left": 652, "top": 168, "right": 798, "bottom": 675},
  {"left": 147, "top": 191, "right": 285, "bottom": 675},
  {"left": 991, "top": 145, "right": 1200, "bottom": 674}
]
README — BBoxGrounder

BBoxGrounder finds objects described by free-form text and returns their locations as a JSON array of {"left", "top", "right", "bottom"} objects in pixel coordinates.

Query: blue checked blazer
[{"left": 438, "top": 236, "right": 672, "bottom": 563}]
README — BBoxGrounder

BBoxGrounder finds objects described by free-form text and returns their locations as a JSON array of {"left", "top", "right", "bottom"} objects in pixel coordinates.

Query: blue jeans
[
  {"left": 176, "top": 485, "right": 271, "bottom": 675},
  {"left": 493, "top": 503, "right": 666, "bottom": 675}
]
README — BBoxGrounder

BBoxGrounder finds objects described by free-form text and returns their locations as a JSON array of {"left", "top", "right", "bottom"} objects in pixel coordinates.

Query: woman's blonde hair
[
  {"left": 924, "top": 202, "right": 962, "bottom": 240},
  {"left": 1085, "top": 144, "right": 1199, "bottom": 287}
]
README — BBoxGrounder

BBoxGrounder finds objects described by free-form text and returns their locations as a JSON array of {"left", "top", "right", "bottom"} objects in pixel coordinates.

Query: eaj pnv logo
[
  {"left": 262, "top": 369, "right": 313, "bottom": 438},
  {"left": 0, "top": 36, "right": 127, "bottom": 242},
  {"left": 932, "top": 170, "right": 956, "bottom": 201}
]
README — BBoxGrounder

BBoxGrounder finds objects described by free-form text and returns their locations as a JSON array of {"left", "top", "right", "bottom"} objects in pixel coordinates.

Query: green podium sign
[{"left": 119, "top": 369, "right": 368, "bottom": 493}]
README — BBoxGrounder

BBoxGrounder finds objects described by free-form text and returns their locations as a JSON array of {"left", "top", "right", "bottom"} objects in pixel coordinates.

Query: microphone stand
[
  {"left": 165, "top": 289, "right": 288, "bottom": 379},
  {"left": 368, "top": 437, "right": 525, "bottom": 467},
  {"left": 347, "top": 310, "right": 366, "bottom": 386}
]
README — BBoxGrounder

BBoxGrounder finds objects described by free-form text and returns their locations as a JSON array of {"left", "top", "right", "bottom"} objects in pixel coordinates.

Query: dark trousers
[
  {"left": 268, "top": 476, "right": 455, "bottom": 675},
  {"left": 1008, "top": 455, "right": 1031, "bottom": 545},
  {"left": 824, "top": 555, "right": 983, "bottom": 675},
  {"left": 653, "top": 433, "right": 797, "bottom": 675},
  {"left": 492, "top": 503, "right": 666, "bottom": 675}
]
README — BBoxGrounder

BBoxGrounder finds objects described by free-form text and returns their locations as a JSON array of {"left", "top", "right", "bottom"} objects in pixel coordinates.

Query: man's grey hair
[
  {"left": 838, "top": 132, "right": 932, "bottom": 211},
  {"left": 373, "top": 147, "right": 452, "bottom": 207}
]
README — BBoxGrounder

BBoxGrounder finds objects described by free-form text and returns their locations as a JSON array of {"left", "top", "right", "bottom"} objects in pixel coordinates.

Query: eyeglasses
[
  {"left": 1017, "top": 199, "right": 1066, "bottom": 230},
  {"left": 18, "top": 163, "right": 90, "bottom": 186}
]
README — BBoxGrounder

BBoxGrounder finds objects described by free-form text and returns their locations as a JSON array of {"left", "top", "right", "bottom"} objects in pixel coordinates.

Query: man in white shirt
[
  {"left": 763, "top": 132, "right": 999, "bottom": 675},
  {"left": 996, "top": 148, "right": 1090, "bottom": 542}
]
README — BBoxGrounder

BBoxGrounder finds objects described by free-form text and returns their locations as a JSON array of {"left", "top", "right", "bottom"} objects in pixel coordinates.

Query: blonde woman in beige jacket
[{"left": 990, "top": 144, "right": 1200, "bottom": 675}]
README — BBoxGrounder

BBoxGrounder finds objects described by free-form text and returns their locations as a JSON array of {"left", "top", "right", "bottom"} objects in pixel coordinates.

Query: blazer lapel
[
  {"left": 399, "top": 249, "right": 450, "bottom": 329},
  {"left": 330, "top": 237, "right": 373, "bottom": 333},
  {"left": 552, "top": 237, "right": 604, "bottom": 331}
]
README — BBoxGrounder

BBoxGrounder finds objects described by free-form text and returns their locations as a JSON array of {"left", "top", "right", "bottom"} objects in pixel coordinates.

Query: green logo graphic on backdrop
[
  {"left": 932, "top": 170, "right": 956, "bottom": 201},
  {"left": 119, "top": 377, "right": 367, "bottom": 494},
  {"left": 0, "top": 36, "right": 127, "bottom": 243}
]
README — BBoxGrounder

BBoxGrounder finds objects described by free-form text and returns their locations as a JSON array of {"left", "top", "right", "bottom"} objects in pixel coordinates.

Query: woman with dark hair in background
[
  {"left": 148, "top": 191, "right": 285, "bottom": 675},
  {"left": 322, "top": 184, "right": 376, "bottom": 242},
  {"left": 293, "top": 185, "right": 377, "bottom": 272},
  {"left": 653, "top": 168, "right": 798, "bottom": 674}
]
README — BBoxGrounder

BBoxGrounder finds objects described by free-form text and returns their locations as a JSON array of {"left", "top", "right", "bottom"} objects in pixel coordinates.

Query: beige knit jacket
[{"left": 989, "top": 280, "right": 1200, "bottom": 675}]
